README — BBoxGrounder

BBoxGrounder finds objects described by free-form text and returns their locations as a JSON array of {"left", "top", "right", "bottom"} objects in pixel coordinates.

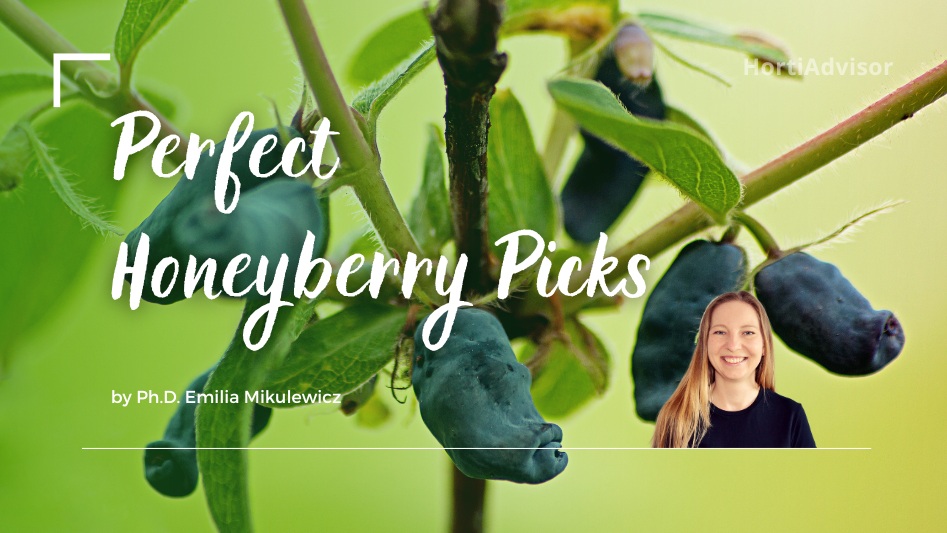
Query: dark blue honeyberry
[
  {"left": 755, "top": 252, "right": 905, "bottom": 375},
  {"left": 631, "top": 240, "right": 747, "bottom": 421},
  {"left": 413, "top": 308, "right": 568, "bottom": 484},
  {"left": 561, "top": 49, "right": 666, "bottom": 243},
  {"left": 122, "top": 127, "right": 328, "bottom": 303},
  {"left": 172, "top": 179, "right": 327, "bottom": 300},
  {"left": 144, "top": 367, "right": 273, "bottom": 497}
]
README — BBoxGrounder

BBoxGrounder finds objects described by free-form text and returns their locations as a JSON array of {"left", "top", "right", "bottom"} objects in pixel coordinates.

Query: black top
[{"left": 697, "top": 388, "right": 816, "bottom": 448}]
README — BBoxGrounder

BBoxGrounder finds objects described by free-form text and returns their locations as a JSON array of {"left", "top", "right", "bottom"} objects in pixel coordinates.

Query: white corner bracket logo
[{"left": 53, "top": 53, "right": 111, "bottom": 107}]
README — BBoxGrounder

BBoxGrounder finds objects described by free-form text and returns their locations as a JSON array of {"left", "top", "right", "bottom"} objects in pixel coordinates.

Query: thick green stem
[
  {"left": 557, "top": 59, "right": 947, "bottom": 314},
  {"left": 0, "top": 0, "right": 188, "bottom": 163},
  {"left": 276, "top": 0, "right": 442, "bottom": 306}
]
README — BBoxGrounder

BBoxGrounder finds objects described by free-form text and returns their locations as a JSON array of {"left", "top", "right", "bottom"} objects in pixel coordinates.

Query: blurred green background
[{"left": 1, "top": 0, "right": 945, "bottom": 531}]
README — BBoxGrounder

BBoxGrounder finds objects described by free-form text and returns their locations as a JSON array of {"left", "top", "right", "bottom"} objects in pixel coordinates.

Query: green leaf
[
  {"left": 114, "top": 0, "right": 188, "bottom": 75},
  {"left": 0, "top": 104, "right": 124, "bottom": 373},
  {"left": 487, "top": 89, "right": 556, "bottom": 254},
  {"left": 347, "top": 8, "right": 434, "bottom": 87},
  {"left": 0, "top": 124, "right": 31, "bottom": 192},
  {"left": 637, "top": 12, "right": 790, "bottom": 64},
  {"left": 197, "top": 301, "right": 304, "bottom": 533},
  {"left": 650, "top": 37, "right": 732, "bottom": 87},
  {"left": 340, "top": 376, "right": 378, "bottom": 415},
  {"left": 408, "top": 124, "right": 452, "bottom": 257},
  {"left": 261, "top": 303, "right": 409, "bottom": 406},
  {"left": 0, "top": 72, "right": 54, "bottom": 103},
  {"left": 351, "top": 41, "right": 436, "bottom": 136},
  {"left": 548, "top": 77, "right": 741, "bottom": 221},
  {"left": 329, "top": 226, "right": 382, "bottom": 263},
  {"left": 524, "top": 319, "right": 610, "bottom": 419},
  {"left": 663, "top": 104, "right": 716, "bottom": 145},
  {"left": 20, "top": 123, "right": 123, "bottom": 235},
  {"left": 664, "top": 104, "right": 747, "bottom": 175}
]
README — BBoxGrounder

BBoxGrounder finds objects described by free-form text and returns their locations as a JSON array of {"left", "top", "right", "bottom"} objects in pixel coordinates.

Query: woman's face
[{"left": 707, "top": 300, "right": 764, "bottom": 385}]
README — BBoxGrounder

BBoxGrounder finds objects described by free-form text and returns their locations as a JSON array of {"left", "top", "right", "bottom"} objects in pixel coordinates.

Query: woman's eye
[
  {"left": 712, "top": 330, "right": 725, "bottom": 335},
  {"left": 742, "top": 331, "right": 756, "bottom": 336}
]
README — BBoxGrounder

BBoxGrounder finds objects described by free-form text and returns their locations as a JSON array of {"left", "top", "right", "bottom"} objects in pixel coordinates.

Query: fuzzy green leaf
[
  {"left": 329, "top": 227, "right": 382, "bottom": 263},
  {"left": 637, "top": 12, "right": 790, "bottom": 64},
  {"left": 21, "top": 124, "right": 122, "bottom": 235},
  {"left": 196, "top": 302, "right": 304, "bottom": 533},
  {"left": 114, "top": 0, "right": 188, "bottom": 74},
  {"left": 663, "top": 105, "right": 747, "bottom": 174},
  {"left": 487, "top": 89, "right": 556, "bottom": 252},
  {"left": 548, "top": 77, "right": 741, "bottom": 221},
  {"left": 664, "top": 104, "right": 716, "bottom": 145},
  {"left": 340, "top": 376, "right": 378, "bottom": 415},
  {"left": 524, "top": 320, "right": 610, "bottom": 419},
  {"left": 0, "top": 105, "right": 124, "bottom": 373},
  {"left": 0, "top": 72, "right": 54, "bottom": 103},
  {"left": 351, "top": 41, "right": 436, "bottom": 136},
  {"left": 347, "top": 8, "right": 434, "bottom": 87},
  {"left": 650, "top": 37, "right": 732, "bottom": 87},
  {"left": 408, "top": 124, "right": 452, "bottom": 257},
  {"left": 261, "top": 303, "right": 408, "bottom": 406}
]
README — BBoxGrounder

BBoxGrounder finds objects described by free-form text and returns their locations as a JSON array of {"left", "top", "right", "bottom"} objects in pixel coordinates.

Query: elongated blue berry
[
  {"left": 755, "top": 252, "right": 905, "bottom": 375},
  {"left": 632, "top": 240, "right": 747, "bottom": 421},
  {"left": 413, "top": 308, "right": 568, "bottom": 484}
]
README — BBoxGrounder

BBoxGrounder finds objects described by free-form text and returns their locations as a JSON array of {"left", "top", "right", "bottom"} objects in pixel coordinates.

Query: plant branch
[
  {"left": 555, "top": 59, "right": 947, "bottom": 314},
  {"left": 276, "top": 0, "right": 373, "bottom": 176},
  {"left": 428, "top": 1, "right": 507, "bottom": 531},
  {"left": 541, "top": 108, "right": 575, "bottom": 184},
  {"left": 742, "top": 60, "right": 947, "bottom": 205},
  {"left": 0, "top": 0, "right": 188, "bottom": 163},
  {"left": 451, "top": 466, "right": 487, "bottom": 533},
  {"left": 276, "top": 0, "right": 443, "bottom": 306},
  {"left": 733, "top": 212, "right": 781, "bottom": 259},
  {"left": 0, "top": 0, "right": 110, "bottom": 92},
  {"left": 431, "top": 0, "right": 508, "bottom": 298}
]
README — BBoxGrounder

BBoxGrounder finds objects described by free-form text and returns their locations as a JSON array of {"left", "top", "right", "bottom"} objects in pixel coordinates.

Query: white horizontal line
[{"left": 82, "top": 447, "right": 870, "bottom": 451}]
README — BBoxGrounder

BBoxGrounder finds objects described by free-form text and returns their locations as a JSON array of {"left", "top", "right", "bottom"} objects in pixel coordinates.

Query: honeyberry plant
[{"left": 1, "top": 0, "right": 944, "bottom": 531}]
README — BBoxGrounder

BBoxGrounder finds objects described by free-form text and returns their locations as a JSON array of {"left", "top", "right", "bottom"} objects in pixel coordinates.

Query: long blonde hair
[{"left": 650, "top": 291, "right": 776, "bottom": 448}]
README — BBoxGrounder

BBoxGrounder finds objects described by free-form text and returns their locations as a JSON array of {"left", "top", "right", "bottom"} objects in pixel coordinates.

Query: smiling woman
[{"left": 651, "top": 291, "right": 816, "bottom": 448}]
